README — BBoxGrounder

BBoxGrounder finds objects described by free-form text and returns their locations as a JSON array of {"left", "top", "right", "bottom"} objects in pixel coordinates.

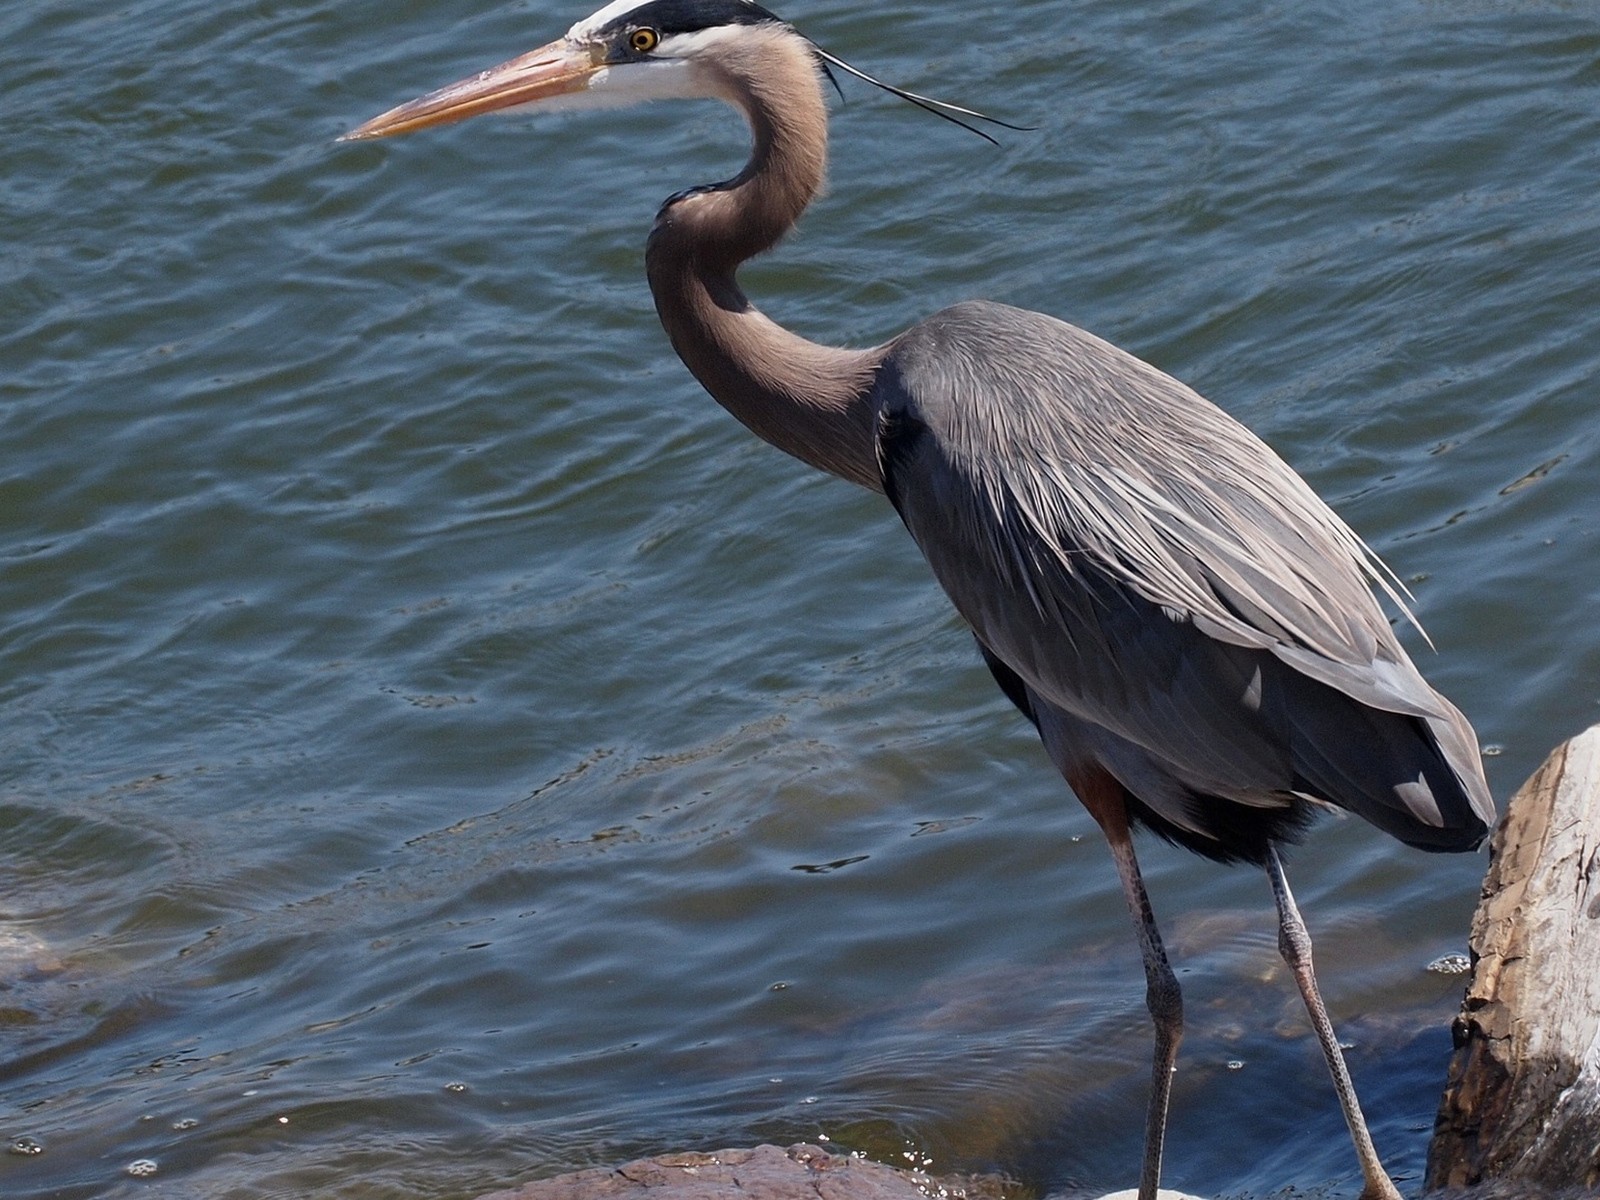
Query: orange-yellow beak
[{"left": 341, "top": 38, "right": 604, "bottom": 141}]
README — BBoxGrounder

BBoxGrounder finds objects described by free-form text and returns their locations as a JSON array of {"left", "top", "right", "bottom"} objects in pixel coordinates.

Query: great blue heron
[{"left": 344, "top": 3, "right": 1495, "bottom": 1197}]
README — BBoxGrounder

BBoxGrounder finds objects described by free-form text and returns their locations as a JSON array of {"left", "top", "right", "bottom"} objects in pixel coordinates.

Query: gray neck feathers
[{"left": 645, "top": 26, "right": 885, "bottom": 492}]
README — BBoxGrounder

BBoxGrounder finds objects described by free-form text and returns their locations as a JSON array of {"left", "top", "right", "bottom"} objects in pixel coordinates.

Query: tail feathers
[
  {"left": 1419, "top": 693, "right": 1496, "bottom": 844},
  {"left": 1276, "top": 661, "right": 1494, "bottom": 852}
]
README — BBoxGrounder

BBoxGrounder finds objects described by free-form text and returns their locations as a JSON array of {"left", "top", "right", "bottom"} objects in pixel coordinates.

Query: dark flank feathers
[{"left": 876, "top": 301, "right": 1493, "bottom": 867}]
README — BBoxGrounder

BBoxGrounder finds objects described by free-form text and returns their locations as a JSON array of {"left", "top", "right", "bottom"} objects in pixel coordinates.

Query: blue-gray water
[{"left": 2, "top": 1, "right": 1596, "bottom": 1197}]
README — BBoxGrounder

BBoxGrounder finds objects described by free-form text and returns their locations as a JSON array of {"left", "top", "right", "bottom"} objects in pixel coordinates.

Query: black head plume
[
  {"left": 584, "top": 0, "right": 1028, "bottom": 145},
  {"left": 586, "top": 0, "right": 785, "bottom": 39},
  {"left": 808, "top": 46, "right": 1031, "bottom": 146}
]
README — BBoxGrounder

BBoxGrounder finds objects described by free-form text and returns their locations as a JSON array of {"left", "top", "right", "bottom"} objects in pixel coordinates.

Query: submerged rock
[{"left": 476, "top": 1143, "right": 1015, "bottom": 1199}]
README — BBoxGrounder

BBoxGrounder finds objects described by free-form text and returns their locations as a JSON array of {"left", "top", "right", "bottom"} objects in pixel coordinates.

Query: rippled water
[{"left": 3, "top": 1, "right": 1596, "bottom": 1197}]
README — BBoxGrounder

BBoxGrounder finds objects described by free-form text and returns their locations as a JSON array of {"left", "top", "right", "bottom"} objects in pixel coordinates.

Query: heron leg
[
  {"left": 1266, "top": 845, "right": 1403, "bottom": 1200},
  {"left": 1076, "top": 769, "right": 1183, "bottom": 1200}
]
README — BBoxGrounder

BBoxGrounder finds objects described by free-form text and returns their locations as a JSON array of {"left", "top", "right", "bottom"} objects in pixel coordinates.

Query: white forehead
[{"left": 567, "top": 0, "right": 649, "bottom": 40}]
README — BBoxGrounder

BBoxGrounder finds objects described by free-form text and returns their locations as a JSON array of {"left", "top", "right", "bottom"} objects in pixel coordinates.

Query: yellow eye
[{"left": 629, "top": 27, "right": 659, "bottom": 53}]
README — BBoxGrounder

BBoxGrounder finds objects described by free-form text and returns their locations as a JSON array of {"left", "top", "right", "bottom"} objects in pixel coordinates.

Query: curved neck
[{"left": 645, "top": 26, "right": 885, "bottom": 492}]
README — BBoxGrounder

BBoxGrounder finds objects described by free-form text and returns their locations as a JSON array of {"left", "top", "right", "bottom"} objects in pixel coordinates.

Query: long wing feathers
[
  {"left": 904, "top": 305, "right": 1414, "bottom": 682},
  {"left": 876, "top": 301, "right": 1494, "bottom": 845}
]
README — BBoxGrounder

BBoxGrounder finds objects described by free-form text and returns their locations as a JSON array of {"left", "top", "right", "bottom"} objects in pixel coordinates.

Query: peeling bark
[{"left": 1427, "top": 724, "right": 1600, "bottom": 1192}]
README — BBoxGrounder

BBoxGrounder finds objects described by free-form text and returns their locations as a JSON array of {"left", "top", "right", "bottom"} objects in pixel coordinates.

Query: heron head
[
  {"left": 342, "top": 0, "right": 1020, "bottom": 146},
  {"left": 340, "top": 0, "right": 796, "bottom": 142}
]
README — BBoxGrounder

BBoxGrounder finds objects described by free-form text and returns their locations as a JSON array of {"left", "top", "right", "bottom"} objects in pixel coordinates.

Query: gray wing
[{"left": 875, "top": 301, "right": 1492, "bottom": 852}]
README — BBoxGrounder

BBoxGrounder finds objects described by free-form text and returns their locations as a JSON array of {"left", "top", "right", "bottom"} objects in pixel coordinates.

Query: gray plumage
[
  {"left": 876, "top": 301, "right": 1492, "bottom": 863},
  {"left": 345, "top": 6, "right": 1494, "bottom": 1198}
]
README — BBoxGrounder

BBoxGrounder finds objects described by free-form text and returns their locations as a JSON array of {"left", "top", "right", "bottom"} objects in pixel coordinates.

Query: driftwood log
[{"left": 1428, "top": 723, "right": 1600, "bottom": 1194}]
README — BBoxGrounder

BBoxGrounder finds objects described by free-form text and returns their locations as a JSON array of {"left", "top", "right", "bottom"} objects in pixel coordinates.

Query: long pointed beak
[{"left": 341, "top": 38, "right": 602, "bottom": 141}]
